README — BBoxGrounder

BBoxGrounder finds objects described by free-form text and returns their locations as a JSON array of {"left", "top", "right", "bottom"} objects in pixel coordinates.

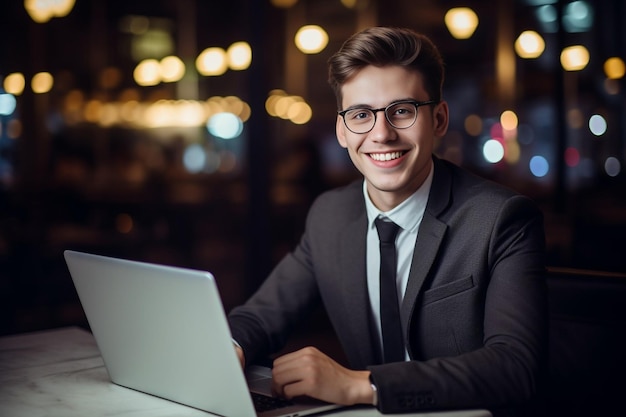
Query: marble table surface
[{"left": 0, "top": 327, "right": 491, "bottom": 417}]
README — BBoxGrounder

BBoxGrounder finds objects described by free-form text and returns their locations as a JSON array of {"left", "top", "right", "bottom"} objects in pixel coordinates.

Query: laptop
[{"left": 64, "top": 249, "right": 343, "bottom": 417}]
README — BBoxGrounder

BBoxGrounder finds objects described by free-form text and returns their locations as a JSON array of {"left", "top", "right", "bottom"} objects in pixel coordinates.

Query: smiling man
[
  {"left": 335, "top": 64, "right": 444, "bottom": 212},
  {"left": 228, "top": 27, "right": 547, "bottom": 417}
]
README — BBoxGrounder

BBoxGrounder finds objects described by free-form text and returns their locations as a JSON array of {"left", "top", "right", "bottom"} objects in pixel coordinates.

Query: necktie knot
[{"left": 375, "top": 218, "right": 400, "bottom": 244}]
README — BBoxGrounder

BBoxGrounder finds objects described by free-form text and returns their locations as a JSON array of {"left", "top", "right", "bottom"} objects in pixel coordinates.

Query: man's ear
[
  {"left": 336, "top": 116, "right": 348, "bottom": 149},
  {"left": 433, "top": 100, "right": 449, "bottom": 138}
]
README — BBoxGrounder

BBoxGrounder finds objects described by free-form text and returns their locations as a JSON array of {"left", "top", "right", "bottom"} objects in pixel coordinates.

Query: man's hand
[{"left": 271, "top": 346, "right": 374, "bottom": 406}]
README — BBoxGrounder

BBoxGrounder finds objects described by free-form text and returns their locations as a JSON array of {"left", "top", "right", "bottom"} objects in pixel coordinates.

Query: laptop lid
[
  {"left": 65, "top": 249, "right": 258, "bottom": 416},
  {"left": 64, "top": 250, "right": 341, "bottom": 417}
]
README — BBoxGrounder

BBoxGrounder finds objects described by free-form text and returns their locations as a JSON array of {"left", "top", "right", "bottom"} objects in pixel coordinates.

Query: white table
[{"left": 0, "top": 327, "right": 492, "bottom": 417}]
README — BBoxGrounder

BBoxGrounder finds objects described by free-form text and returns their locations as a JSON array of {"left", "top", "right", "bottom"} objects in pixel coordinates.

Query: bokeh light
[
  {"left": 3, "top": 73, "right": 26, "bottom": 96},
  {"left": 0, "top": 94, "right": 17, "bottom": 116},
  {"left": 60, "top": 93, "right": 250, "bottom": 129},
  {"left": 560, "top": 45, "right": 590, "bottom": 71},
  {"left": 604, "top": 57, "right": 626, "bottom": 80},
  {"left": 490, "top": 122, "right": 503, "bottom": 140},
  {"left": 567, "top": 108, "right": 584, "bottom": 129},
  {"left": 464, "top": 114, "right": 482, "bottom": 136},
  {"left": 207, "top": 112, "right": 243, "bottom": 139},
  {"left": 562, "top": 0, "right": 593, "bottom": 33},
  {"left": 99, "top": 103, "right": 119, "bottom": 127},
  {"left": 265, "top": 89, "right": 285, "bottom": 117},
  {"left": 183, "top": 144, "right": 207, "bottom": 173},
  {"left": 119, "top": 100, "right": 141, "bottom": 124},
  {"left": 483, "top": 139, "right": 504, "bottom": 163},
  {"left": 145, "top": 100, "right": 205, "bottom": 128},
  {"left": 295, "top": 25, "right": 329, "bottom": 54},
  {"left": 175, "top": 100, "right": 205, "bottom": 127},
  {"left": 159, "top": 56, "right": 185, "bottom": 83},
  {"left": 604, "top": 157, "right": 621, "bottom": 177},
  {"left": 31, "top": 72, "right": 54, "bottom": 93},
  {"left": 535, "top": 5, "right": 558, "bottom": 33},
  {"left": 444, "top": 8, "right": 479, "bottom": 39},
  {"left": 530, "top": 155, "right": 549, "bottom": 177},
  {"left": 287, "top": 101, "right": 313, "bottom": 125},
  {"left": 564, "top": 147, "right": 580, "bottom": 167},
  {"left": 133, "top": 59, "right": 161, "bottom": 86},
  {"left": 515, "top": 31, "right": 545, "bottom": 59},
  {"left": 265, "top": 90, "right": 313, "bottom": 125},
  {"left": 500, "top": 110, "right": 518, "bottom": 131},
  {"left": 227, "top": 42, "right": 252, "bottom": 70},
  {"left": 206, "top": 96, "right": 251, "bottom": 123},
  {"left": 196, "top": 47, "right": 228, "bottom": 76},
  {"left": 84, "top": 99, "right": 103, "bottom": 123},
  {"left": 589, "top": 114, "right": 607, "bottom": 136},
  {"left": 25, "top": 0, "right": 76, "bottom": 23}
]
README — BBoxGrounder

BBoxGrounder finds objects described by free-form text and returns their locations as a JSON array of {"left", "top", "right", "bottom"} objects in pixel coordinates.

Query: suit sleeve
[{"left": 369, "top": 195, "right": 548, "bottom": 414}]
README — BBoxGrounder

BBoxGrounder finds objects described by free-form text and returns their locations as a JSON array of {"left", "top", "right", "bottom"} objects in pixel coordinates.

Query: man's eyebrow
[
  {"left": 342, "top": 103, "right": 373, "bottom": 111},
  {"left": 343, "top": 98, "right": 417, "bottom": 111}
]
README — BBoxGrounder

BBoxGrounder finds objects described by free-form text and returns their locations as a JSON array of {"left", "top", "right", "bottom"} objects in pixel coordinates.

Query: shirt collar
[{"left": 363, "top": 160, "right": 434, "bottom": 233}]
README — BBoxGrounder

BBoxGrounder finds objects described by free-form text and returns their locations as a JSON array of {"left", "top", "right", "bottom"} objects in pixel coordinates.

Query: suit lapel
[
  {"left": 400, "top": 158, "right": 451, "bottom": 338},
  {"left": 400, "top": 213, "right": 447, "bottom": 328}
]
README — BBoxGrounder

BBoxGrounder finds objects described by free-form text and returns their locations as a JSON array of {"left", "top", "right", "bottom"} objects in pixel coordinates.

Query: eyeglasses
[{"left": 338, "top": 99, "right": 438, "bottom": 134}]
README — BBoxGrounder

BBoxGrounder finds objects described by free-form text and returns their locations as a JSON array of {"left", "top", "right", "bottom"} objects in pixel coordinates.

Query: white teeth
[{"left": 370, "top": 152, "right": 403, "bottom": 161}]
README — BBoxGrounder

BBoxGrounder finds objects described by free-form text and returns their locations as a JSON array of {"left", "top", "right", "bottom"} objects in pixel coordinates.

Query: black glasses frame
[{"left": 338, "top": 99, "right": 439, "bottom": 134}]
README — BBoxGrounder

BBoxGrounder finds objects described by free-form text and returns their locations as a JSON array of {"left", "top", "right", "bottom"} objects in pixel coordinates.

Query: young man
[{"left": 228, "top": 27, "right": 547, "bottom": 415}]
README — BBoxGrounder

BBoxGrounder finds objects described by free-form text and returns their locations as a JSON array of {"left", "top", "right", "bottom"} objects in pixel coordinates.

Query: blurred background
[{"left": 0, "top": 0, "right": 624, "bottom": 336}]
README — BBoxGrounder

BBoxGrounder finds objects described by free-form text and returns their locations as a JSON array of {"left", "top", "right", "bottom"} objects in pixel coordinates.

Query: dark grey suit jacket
[{"left": 228, "top": 157, "right": 547, "bottom": 414}]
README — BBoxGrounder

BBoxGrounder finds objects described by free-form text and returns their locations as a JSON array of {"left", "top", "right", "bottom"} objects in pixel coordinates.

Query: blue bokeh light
[
  {"left": 482, "top": 139, "right": 505, "bottom": 163},
  {"left": 604, "top": 157, "right": 621, "bottom": 177},
  {"left": 0, "top": 93, "right": 17, "bottom": 116},
  {"left": 530, "top": 155, "right": 549, "bottom": 177},
  {"left": 207, "top": 112, "right": 243, "bottom": 139},
  {"left": 183, "top": 144, "right": 207, "bottom": 173}
]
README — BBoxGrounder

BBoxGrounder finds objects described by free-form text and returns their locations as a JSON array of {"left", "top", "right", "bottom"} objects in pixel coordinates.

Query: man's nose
[{"left": 369, "top": 111, "right": 396, "bottom": 141}]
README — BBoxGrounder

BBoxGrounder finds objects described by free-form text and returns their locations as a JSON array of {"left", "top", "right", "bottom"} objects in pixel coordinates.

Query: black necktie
[{"left": 375, "top": 218, "right": 405, "bottom": 363}]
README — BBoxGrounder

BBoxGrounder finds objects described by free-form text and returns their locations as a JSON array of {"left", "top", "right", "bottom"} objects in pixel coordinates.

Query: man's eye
[
  {"left": 349, "top": 110, "right": 371, "bottom": 120},
  {"left": 391, "top": 106, "right": 414, "bottom": 116}
]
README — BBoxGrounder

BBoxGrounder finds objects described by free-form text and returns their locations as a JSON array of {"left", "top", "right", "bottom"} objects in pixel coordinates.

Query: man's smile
[{"left": 368, "top": 151, "right": 407, "bottom": 162}]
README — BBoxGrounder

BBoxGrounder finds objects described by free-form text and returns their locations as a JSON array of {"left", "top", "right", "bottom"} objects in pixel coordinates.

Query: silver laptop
[{"left": 64, "top": 250, "right": 342, "bottom": 417}]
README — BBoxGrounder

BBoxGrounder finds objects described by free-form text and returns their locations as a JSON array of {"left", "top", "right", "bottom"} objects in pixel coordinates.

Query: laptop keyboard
[{"left": 251, "top": 392, "right": 295, "bottom": 412}]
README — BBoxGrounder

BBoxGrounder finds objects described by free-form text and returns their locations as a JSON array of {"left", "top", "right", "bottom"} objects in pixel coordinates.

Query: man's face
[{"left": 336, "top": 65, "right": 449, "bottom": 211}]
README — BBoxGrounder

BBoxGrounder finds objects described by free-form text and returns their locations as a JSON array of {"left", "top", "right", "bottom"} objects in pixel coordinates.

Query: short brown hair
[{"left": 327, "top": 27, "right": 445, "bottom": 108}]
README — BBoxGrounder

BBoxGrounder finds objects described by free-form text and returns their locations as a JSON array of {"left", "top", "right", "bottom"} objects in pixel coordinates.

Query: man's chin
[{"left": 366, "top": 179, "right": 406, "bottom": 195}]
